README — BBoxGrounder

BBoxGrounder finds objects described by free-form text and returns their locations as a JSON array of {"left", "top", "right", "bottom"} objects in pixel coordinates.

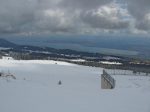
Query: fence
[{"left": 101, "top": 70, "right": 115, "bottom": 89}]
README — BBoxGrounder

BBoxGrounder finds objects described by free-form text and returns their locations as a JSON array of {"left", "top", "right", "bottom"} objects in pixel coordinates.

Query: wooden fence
[{"left": 101, "top": 70, "right": 115, "bottom": 89}]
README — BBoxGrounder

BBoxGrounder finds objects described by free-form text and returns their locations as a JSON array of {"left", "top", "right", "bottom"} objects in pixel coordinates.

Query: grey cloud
[
  {"left": 0, "top": 0, "right": 78, "bottom": 35},
  {"left": 80, "top": 7, "right": 129, "bottom": 30},
  {"left": 0, "top": 0, "right": 149, "bottom": 35},
  {"left": 60, "top": 0, "right": 112, "bottom": 10},
  {"left": 0, "top": 0, "right": 37, "bottom": 34},
  {"left": 135, "top": 19, "right": 150, "bottom": 31},
  {"left": 127, "top": 0, "right": 150, "bottom": 19},
  {"left": 126, "top": 0, "right": 150, "bottom": 31},
  {"left": 34, "top": 10, "right": 74, "bottom": 34}
]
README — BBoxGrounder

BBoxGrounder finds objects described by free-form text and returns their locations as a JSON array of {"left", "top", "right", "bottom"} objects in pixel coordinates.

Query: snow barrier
[{"left": 101, "top": 70, "right": 115, "bottom": 89}]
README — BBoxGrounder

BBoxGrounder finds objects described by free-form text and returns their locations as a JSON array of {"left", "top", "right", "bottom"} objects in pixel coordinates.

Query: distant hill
[
  {"left": 0, "top": 38, "right": 17, "bottom": 48},
  {"left": 0, "top": 38, "right": 106, "bottom": 58},
  {"left": 5, "top": 36, "right": 150, "bottom": 59}
]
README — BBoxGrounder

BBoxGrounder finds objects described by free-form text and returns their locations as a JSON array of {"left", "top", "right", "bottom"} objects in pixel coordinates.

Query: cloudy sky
[{"left": 0, "top": 0, "right": 150, "bottom": 36}]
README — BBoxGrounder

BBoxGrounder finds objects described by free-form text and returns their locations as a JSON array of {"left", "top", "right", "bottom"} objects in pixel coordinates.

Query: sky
[{"left": 0, "top": 0, "right": 150, "bottom": 36}]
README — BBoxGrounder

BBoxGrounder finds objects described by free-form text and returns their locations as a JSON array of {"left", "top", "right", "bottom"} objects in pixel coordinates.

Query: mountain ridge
[{"left": 0, "top": 38, "right": 18, "bottom": 48}]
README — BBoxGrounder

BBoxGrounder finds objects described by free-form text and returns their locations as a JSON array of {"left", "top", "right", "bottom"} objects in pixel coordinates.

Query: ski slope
[{"left": 0, "top": 59, "right": 150, "bottom": 112}]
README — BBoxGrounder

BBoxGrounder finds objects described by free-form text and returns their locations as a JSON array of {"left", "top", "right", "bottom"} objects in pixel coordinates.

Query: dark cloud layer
[
  {"left": 80, "top": 8, "right": 129, "bottom": 30},
  {"left": 0, "top": 0, "right": 150, "bottom": 35},
  {"left": 60, "top": 0, "right": 112, "bottom": 10},
  {"left": 127, "top": 0, "right": 150, "bottom": 31}
]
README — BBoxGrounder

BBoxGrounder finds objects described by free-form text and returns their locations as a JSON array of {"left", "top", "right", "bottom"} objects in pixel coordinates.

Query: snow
[
  {"left": 103, "top": 56, "right": 120, "bottom": 60},
  {"left": 105, "top": 69, "right": 149, "bottom": 76},
  {"left": 0, "top": 58, "right": 150, "bottom": 112},
  {"left": 0, "top": 58, "right": 75, "bottom": 67},
  {"left": 0, "top": 47, "right": 11, "bottom": 50},
  {"left": 24, "top": 50, "right": 52, "bottom": 54},
  {"left": 70, "top": 59, "right": 86, "bottom": 62},
  {"left": 100, "top": 61, "right": 122, "bottom": 65},
  {"left": 2, "top": 56, "right": 14, "bottom": 60}
]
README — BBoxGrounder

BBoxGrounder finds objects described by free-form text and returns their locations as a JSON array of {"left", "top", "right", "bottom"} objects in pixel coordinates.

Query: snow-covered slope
[{"left": 0, "top": 59, "right": 150, "bottom": 112}]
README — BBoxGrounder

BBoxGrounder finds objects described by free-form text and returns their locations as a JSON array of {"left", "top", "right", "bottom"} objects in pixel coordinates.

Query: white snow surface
[
  {"left": 0, "top": 47, "right": 11, "bottom": 50},
  {"left": 2, "top": 56, "right": 14, "bottom": 60},
  {"left": 0, "top": 59, "right": 150, "bottom": 112},
  {"left": 70, "top": 59, "right": 86, "bottom": 62},
  {"left": 100, "top": 61, "right": 122, "bottom": 65}
]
